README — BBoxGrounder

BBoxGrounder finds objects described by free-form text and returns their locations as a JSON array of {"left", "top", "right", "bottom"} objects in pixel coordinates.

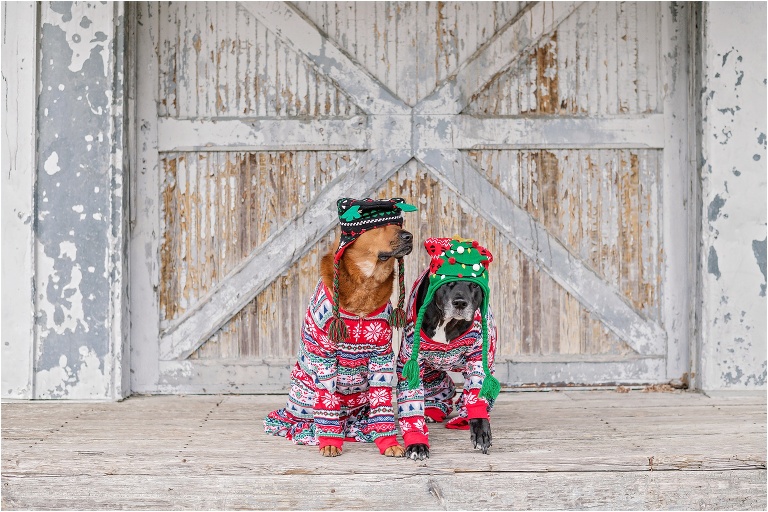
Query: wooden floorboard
[{"left": 2, "top": 390, "right": 766, "bottom": 510}]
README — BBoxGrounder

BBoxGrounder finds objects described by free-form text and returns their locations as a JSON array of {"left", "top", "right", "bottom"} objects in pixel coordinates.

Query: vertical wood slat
[
  {"left": 159, "top": 151, "right": 358, "bottom": 359},
  {"left": 294, "top": 1, "right": 524, "bottom": 107},
  {"left": 193, "top": 157, "right": 639, "bottom": 360},
  {"left": 157, "top": 1, "right": 361, "bottom": 118},
  {"left": 464, "top": 2, "right": 661, "bottom": 117},
  {"left": 466, "top": 149, "right": 662, "bottom": 323}
]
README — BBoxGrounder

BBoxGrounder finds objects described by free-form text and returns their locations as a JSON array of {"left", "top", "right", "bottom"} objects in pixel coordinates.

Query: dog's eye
[
  {"left": 469, "top": 283, "right": 479, "bottom": 290},
  {"left": 378, "top": 254, "right": 391, "bottom": 262},
  {"left": 447, "top": 282, "right": 456, "bottom": 288}
]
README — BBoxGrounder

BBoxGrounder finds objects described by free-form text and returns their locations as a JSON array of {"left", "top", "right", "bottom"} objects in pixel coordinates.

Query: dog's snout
[
  {"left": 452, "top": 298, "right": 468, "bottom": 309},
  {"left": 399, "top": 230, "right": 413, "bottom": 243}
]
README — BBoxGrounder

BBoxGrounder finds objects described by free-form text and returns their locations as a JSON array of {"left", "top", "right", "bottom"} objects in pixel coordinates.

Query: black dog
[{"left": 396, "top": 275, "right": 494, "bottom": 460}]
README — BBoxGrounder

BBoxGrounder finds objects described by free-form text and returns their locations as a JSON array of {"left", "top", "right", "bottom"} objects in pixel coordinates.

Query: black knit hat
[{"left": 327, "top": 198, "right": 418, "bottom": 343}]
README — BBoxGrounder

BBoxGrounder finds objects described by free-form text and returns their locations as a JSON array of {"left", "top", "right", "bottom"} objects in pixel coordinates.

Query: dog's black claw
[
  {"left": 405, "top": 443, "right": 430, "bottom": 461},
  {"left": 469, "top": 418, "right": 492, "bottom": 454}
]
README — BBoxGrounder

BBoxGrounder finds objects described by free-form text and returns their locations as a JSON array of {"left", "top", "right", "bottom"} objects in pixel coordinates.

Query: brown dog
[
  {"left": 318, "top": 225, "right": 411, "bottom": 457},
  {"left": 264, "top": 198, "right": 416, "bottom": 458}
]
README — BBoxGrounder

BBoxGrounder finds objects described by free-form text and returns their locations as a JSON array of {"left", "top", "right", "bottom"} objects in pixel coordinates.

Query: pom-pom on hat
[
  {"left": 327, "top": 198, "right": 418, "bottom": 344},
  {"left": 401, "top": 236, "right": 500, "bottom": 401}
]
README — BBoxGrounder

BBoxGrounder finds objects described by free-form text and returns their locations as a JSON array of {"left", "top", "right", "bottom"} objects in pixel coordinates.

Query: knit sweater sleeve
[
  {"left": 363, "top": 319, "right": 400, "bottom": 454},
  {"left": 302, "top": 292, "right": 343, "bottom": 448},
  {"left": 462, "top": 325, "right": 495, "bottom": 421},
  {"left": 395, "top": 332, "right": 430, "bottom": 448}
]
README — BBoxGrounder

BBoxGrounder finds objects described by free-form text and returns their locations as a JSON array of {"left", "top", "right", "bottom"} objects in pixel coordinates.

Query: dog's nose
[
  {"left": 452, "top": 298, "right": 468, "bottom": 309},
  {"left": 399, "top": 230, "right": 413, "bottom": 243}
]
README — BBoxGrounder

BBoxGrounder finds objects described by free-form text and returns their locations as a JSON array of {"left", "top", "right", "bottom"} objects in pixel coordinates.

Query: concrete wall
[
  {"left": 699, "top": 2, "right": 767, "bottom": 390},
  {"left": 1, "top": 2, "right": 130, "bottom": 399}
]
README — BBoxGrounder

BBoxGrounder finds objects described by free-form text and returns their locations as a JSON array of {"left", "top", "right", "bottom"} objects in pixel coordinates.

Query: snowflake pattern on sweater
[
  {"left": 264, "top": 280, "right": 399, "bottom": 454},
  {"left": 396, "top": 269, "right": 497, "bottom": 448}
]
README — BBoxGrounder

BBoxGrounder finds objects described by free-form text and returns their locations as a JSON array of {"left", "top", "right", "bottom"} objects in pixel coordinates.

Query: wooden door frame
[{"left": 129, "top": 1, "right": 697, "bottom": 393}]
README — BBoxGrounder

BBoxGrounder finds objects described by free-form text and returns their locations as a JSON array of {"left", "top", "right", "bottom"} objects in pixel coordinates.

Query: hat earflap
[
  {"left": 327, "top": 255, "right": 349, "bottom": 343},
  {"left": 478, "top": 294, "right": 500, "bottom": 401},
  {"left": 389, "top": 257, "right": 407, "bottom": 329},
  {"left": 402, "top": 285, "right": 438, "bottom": 389}
]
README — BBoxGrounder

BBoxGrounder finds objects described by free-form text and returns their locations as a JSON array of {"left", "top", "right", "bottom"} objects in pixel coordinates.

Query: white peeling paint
[
  {"left": 35, "top": 346, "right": 109, "bottom": 399},
  {"left": 699, "top": 2, "right": 767, "bottom": 390},
  {"left": 44, "top": 151, "right": 60, "bottom": 175},
  {"left": 71, "top": 204, "right": 83, "bottom": 213},
  {"left": 36, "top": 242, "right": 89, "bottom": 337}
]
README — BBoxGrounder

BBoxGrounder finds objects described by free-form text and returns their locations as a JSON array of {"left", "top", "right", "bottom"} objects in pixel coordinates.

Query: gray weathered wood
[
  {"left": 157, "top": 117, "right": 371, "bottom": 151},
  {"left": 2, "top": 392, "right": 765, "bottom": 510},
  {"left": 418, "top": 149, "right": 667, "bottom": 356},
  {"left": 416, "top": 114, "right": 666, "bottom": 149},
  {"left": 239, "top": 1, "right": 409, "bottom": 115},
  {"left": 660, "top": 3, "right": 695, "bottom": 383},
  {"left": 130, "top": 2, "right": 163, "bottom": 392},
  {"left": 416, "top": 1, "right": 583, "bottom": 114},
  {"left": 159, "top": 150, "right": 412, "bottom": 360}
]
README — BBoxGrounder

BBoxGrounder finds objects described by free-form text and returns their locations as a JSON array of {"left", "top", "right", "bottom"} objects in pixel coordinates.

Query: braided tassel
[
  {"left": 389, "top": 258, "right": 407, "bottom": 328},
  {"left": 327, "top": 258, "right": 348, "bottom": 343}
]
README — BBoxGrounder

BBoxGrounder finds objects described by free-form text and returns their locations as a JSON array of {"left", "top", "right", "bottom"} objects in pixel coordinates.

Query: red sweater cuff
[
  {"left": 318, "top": 436, "right": 343, "bottom": 450},
  {"left": 373, "top": 435, "right": 400, "bottom": 454},
  {"left": 466, "top": 401, "right": 489, "bottom": 420},
  {"left": 403, "top": 431, "right": 429, "bottom": 448}
]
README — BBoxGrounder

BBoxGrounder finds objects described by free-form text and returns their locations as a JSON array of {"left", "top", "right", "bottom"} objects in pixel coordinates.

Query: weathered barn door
[{"left": 131, "top": 2, "right": 693, "bottom": 393}]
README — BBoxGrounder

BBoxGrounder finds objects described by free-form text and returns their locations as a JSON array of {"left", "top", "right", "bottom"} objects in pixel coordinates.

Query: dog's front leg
[
  {"left": 469, "top": 418, "right": 492, "bottom": 454},
  {"left": 405, "top": 443, "right": 429, "bottom": 460}
]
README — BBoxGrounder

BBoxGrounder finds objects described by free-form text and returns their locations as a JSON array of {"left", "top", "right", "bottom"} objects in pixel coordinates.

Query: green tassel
[
  {"left": 389, "top": 307, "right": 406, "bottom": 329},
  {"left": 327, "top": 316, "right": 348, "bottom": 343},
  {"left": 479, "top": 374, "right": 501, "bottom": 401},
  {"left": 402, "top": 359, "right": 421, "bottom": 389},
  {"left": 478, "top": 294, "right": 500, "bottom": 401}
]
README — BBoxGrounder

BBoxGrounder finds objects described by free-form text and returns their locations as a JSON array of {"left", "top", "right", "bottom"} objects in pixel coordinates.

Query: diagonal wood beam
[
  {"left": 239, "top": 1, "right": 410, "bottom": 116},
  {"left": 417, "top": 149, "right": 666, "bottom": 356},
  {"left": 415, "top": 1, "right": 582, "bottom": 115},
  {"left": 159, "top": 150, "right": 412, "bottom": 360},
  {"left": 157, "top": 117, "right": 370, "bottom": 152}
]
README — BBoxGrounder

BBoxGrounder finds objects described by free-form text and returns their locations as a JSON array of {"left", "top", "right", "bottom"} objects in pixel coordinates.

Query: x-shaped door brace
[{"left": 159, "top": 1, "right": 666, "bottom": 360}]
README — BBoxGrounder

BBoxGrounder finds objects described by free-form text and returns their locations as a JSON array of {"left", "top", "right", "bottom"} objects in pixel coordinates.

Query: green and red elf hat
[
  {"left": 401, "top": 236, "right": 501, "bottom": 401},
  {"left": 327, "top": 197, "right": 418, "bottom": 344}
]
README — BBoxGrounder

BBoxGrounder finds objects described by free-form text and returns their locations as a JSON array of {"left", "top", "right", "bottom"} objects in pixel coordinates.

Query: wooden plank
[
  {"left": 240, "top": 2, "right": 408, "bottom": 115},
  {"left": 418, "top": 149, "right": 666, "bottom": 358},
  {"left": 660, "top": 4, "right": 694, "bottom": 382},
  {"left": 416, "top": 2, "right": 582, "bottom": 115},
  {"left": 2, "top": 471, "right": 763, "bottom": 510},
  {"left": 156, "top": 117, "right": 370, "bottom": 151},
  {"left": 159, "top": 150, "right": 411, "bottom": 360},
  {"left": 130, "top": 1, "right": 163, "bottom": 394},
  {"left": 1, "top": 1, "right": 37, "bottom": 399},
  {"left": 2, "top": 393, "right": 766, "bottom": 510},
  {"left": 416, "top": 114, "right": 666, "bottom": 149}
]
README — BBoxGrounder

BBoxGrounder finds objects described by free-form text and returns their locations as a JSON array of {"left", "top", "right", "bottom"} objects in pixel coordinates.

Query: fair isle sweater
[{"left": 275, "top": 279, "right": 399, "bottom": 454}]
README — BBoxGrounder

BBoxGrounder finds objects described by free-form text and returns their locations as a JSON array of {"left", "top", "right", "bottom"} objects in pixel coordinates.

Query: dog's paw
[
  {"left": 384, "top": 445, "right": 405, "bottom": 457},
  {"left": 320, "top": 445, "right": 342, "bottom": 457},
  {"left": 469, "top": 418, "right": 492, "bottom": 454},
  {"left": 405, "top": 443, "right": 430, "bottom": 461}
]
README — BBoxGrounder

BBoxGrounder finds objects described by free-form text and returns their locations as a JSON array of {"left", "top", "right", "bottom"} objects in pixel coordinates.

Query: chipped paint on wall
[
  {"left": 33, "top": 1, "right": 127, "bottom": 399},
  {"left": 699, "top": 2, "right": 767, "bottom": 389}
]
